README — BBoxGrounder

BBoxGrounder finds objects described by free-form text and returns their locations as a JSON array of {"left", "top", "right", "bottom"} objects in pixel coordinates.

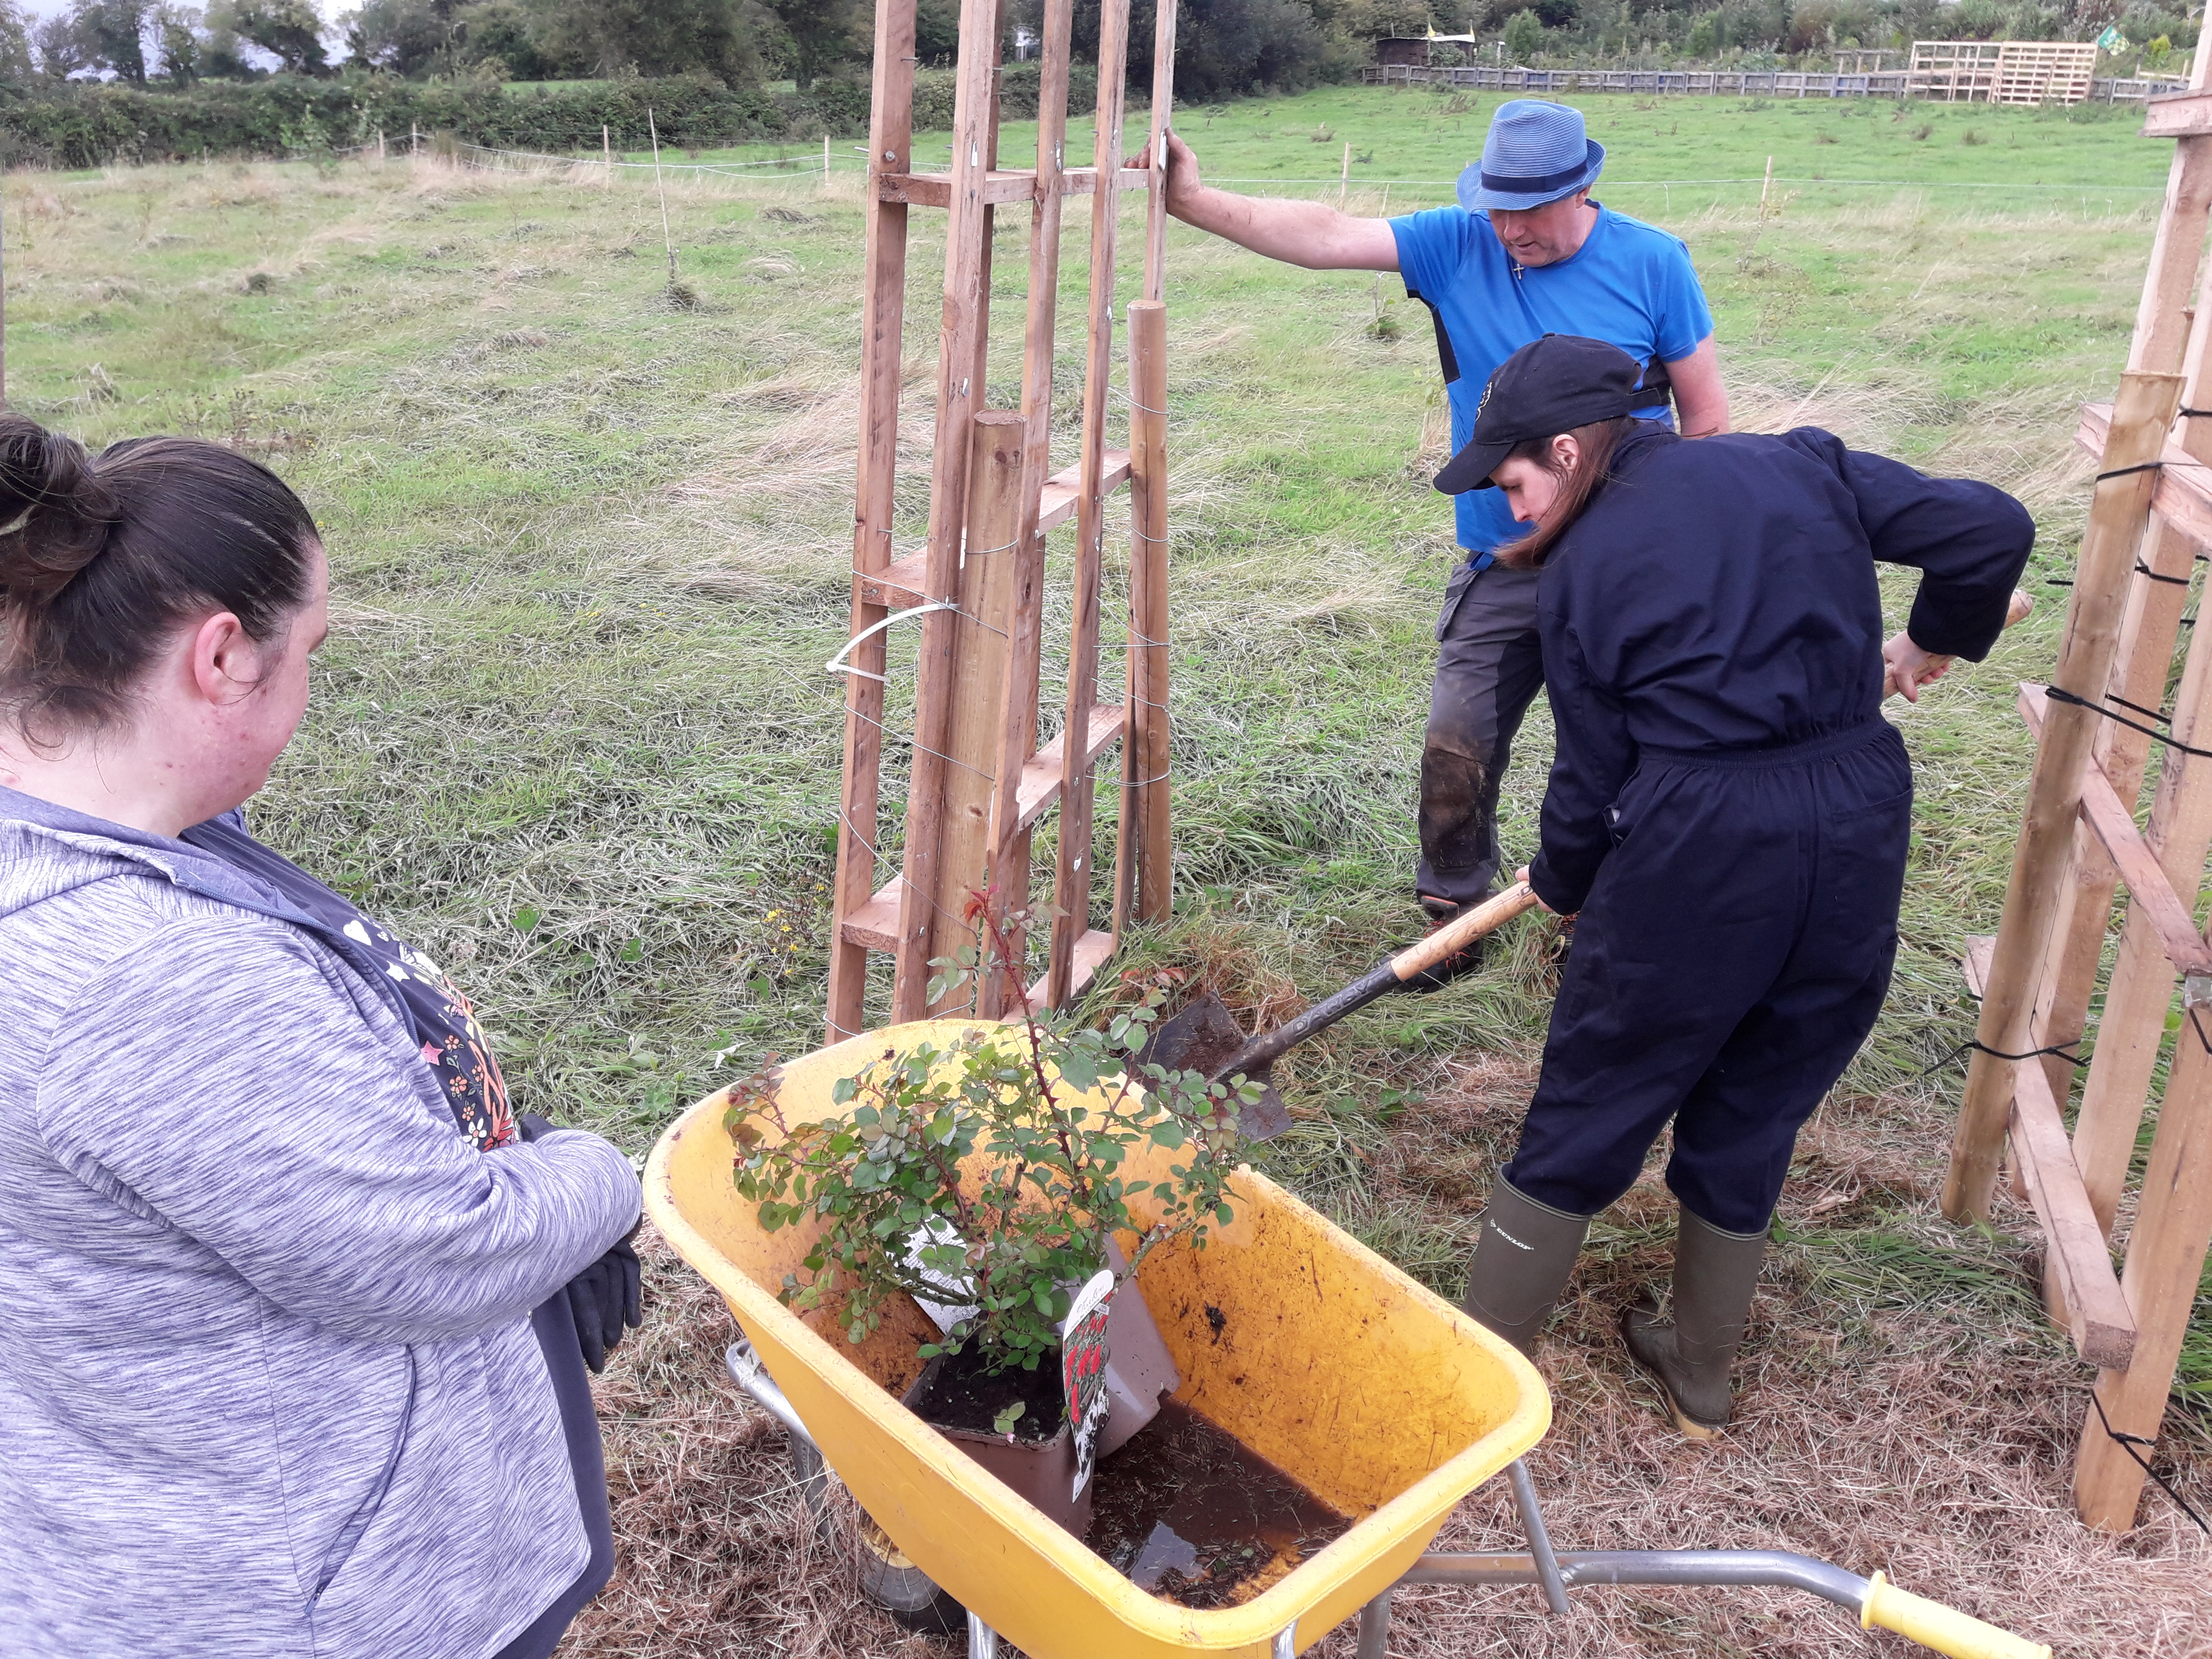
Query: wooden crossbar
[
  {"left": 879, "top": 164, "right": 1154, "bottom": 206},
  {"left": 2018, "top": 685, "right": 2212, "bottom": 977}
]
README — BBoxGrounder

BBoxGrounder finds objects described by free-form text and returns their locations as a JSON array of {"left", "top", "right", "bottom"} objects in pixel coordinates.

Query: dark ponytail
[{"left": 0, "top": 412, "right": 319, "bottom": 745}]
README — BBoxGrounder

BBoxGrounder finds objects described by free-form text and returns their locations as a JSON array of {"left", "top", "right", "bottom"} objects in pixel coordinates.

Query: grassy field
[{"left": 4, "top": 84, "right": 2206, "bottom": 1656}]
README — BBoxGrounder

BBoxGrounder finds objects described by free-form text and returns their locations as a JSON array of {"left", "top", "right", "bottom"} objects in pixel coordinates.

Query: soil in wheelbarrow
[
  {"left": 906, "top": 1345, "right": 1070, "bottom": 1444},
  {"left": 1085, "top": 1402, "right": 1353, "bottom": 1610}
]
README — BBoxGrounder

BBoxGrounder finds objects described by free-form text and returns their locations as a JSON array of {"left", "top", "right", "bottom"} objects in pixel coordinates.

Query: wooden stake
[
  {"left": 377, "top": 129, "right": 385, "bottom": 162},
  {"left": 1942, "top": 368, "right": 2184, "bottom": 1223},
  {"left": 2072, "top": 616, "right": 2212, "bottom": 1227},
  {"left": 1340, "top": 139, "right": 1351, "bottom": 206},
  {"left": 648, "top": 108, "right": 677, "bottom": 287},
  {"left": 2127, "top": 138, "right": 2212, "bottom": 374},
  {"left": 2074, "top": 1026, "right": 2212, "bottom": 1529},
  {"left": 1125, "top": 298, "right": 1171, "bottom": 924},
  {"left": 603, "top": 124, "right": 612, "bottom": 187},
  {"left": 411, "top": 121, "right": 420, "bottom": 156},
  {"left": 890, "top": 0, "right": 1012, "bottom": 1023},
  {"left": 928, "top": 410, "right": 1026, "bottom": 1014},
  {"left": 1140, "top": 0, "right": 1178, "bottom": 305},
  {"left": 983, "top": 0, "right": 1079, "bottom": 1008},
  {"left": 1759, "top": 153, "right": 1772, "bottom": 216},
  {"left": 825, "top": 0, "right": 921, "bottom": 1045},
  {"left": 1046, "top": 0, "right": 1133, "bottom": 1009}
]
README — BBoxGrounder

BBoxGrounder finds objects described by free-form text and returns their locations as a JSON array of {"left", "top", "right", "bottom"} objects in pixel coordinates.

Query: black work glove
[
  {"left": 518, "top": 1114, "right": 646, "bottom": 1374},
  {"left": 565, "top": 1223, "right": 644, "bottom": 1373}
]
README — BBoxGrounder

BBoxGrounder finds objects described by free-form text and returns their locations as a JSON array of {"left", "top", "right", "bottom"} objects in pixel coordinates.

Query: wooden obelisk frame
[
  {"left": 824, "top": 0, "right": 1179, "bottom": 1043},
  {"left": 1944, "top": 61, "right": 2212, "bottom": 1531}
]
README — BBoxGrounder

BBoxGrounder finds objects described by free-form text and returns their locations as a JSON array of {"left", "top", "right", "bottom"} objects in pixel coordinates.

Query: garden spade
[{"left": 1138, "top": 880, "right": 1544, "bottom": 1141}]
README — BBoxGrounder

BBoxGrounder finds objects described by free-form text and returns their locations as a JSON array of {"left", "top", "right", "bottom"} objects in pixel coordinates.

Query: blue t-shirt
[{"left": 1391, "top": 201, "right": 1715, "bottom": 558}]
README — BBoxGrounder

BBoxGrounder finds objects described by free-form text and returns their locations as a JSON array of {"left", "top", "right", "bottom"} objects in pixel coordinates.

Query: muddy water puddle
[{"left": 1086, "top": 1402, "right": 1352, "bottom": 1610}]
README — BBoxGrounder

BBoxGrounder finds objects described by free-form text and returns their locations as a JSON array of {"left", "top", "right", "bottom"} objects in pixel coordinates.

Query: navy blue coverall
[{"left": 1503, "top": 424, "right": 2034, "bottom": 1237}]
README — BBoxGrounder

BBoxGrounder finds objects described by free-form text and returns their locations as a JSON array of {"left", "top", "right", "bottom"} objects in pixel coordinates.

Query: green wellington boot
[
  {"left": 1460, "top": 1178, "right": 1592, "bottom": 1354},
  {"left": 1620, "top": 1207, "right": 1769, "bottom": 1439}
]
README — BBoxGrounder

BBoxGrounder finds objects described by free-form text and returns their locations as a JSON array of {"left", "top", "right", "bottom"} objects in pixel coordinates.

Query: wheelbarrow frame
[{"left": 726, "top": 1341, "right": 2036, "bottom": 1659}]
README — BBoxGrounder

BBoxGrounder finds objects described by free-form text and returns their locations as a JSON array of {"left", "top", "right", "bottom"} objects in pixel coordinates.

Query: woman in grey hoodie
[{"left": 0, "top": 414, "right": 646, "bottom": 1659}]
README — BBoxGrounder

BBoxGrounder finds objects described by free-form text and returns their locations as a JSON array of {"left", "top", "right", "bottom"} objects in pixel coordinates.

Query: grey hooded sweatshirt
[{"left": 0, "top": 789, "right": 643, "bottom": 1659}]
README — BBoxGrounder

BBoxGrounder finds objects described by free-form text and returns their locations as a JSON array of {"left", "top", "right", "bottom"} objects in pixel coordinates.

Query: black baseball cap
[{"left": 1433, "top": 334, "right": 1652, "bottom": 495}]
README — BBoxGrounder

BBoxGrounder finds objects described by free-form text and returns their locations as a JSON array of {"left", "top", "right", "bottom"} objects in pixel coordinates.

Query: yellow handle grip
[{"left": 1861, "top": 1572, "right": 2052, "bottom": 1659}]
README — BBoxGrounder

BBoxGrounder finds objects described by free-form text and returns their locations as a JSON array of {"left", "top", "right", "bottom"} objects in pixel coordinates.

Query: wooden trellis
[
  {"left": 823, "top": 0, "right": 1178, "bottom": 1043},
  {"left": 1945, "top": 68, "right": 2212, "bottom": 1531}
]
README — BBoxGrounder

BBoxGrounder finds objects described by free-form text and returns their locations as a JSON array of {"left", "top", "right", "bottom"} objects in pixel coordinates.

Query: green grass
[{"left": 4, "top": 86, "right": 2206, "bottom": 1424}]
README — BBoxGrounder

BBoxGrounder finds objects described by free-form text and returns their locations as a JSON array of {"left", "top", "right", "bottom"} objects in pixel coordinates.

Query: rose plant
[{"left": 726, "top": 900, "right": 1257, "bottom": 1376}]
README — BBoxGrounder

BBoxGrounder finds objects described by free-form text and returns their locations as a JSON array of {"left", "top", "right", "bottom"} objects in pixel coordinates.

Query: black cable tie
[
  {"left": 1972, "top": 1038, "right": 2086, "bottom": 1064},
  {"left": 2108, "top": 692, "right": 2174, "bottom": 726},
  {"left": 2189, "top": 1005, "right": 2212, "bottom": 1059},
  {"left": 2180, "top": 407, "right": 2212, "bottom": 420},
  {"left": 2098, "top": 461, "right": 2164, "bottom": 482},
  {"left": 2044, "top": 685, "right": 2212, "bottom": 760},
  {"left": 2045, "top": 577, "right": 2075, "bottom": 587},
  {"left": 1915, "top": 1037, "right": 2083, "bottom": 1080},
  {"left": 2135, "top": 559, "right": 2193, "bottom": 587},
  {"left": 2090, "top": 1391, "right": 2212, "bottom": 1537}
]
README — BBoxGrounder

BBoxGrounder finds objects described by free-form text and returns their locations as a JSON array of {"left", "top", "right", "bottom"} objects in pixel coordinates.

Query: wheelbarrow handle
[{"left": 1862, "top": 1571, "right": 2052, "bottom": 1659}]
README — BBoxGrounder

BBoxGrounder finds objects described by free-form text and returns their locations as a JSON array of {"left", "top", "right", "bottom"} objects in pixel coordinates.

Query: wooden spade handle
[{"left": 1388, "top": 881, "right": 1543, "bottom": 982}]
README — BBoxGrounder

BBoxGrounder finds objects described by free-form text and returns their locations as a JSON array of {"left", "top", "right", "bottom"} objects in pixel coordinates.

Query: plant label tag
[{"left": 1061, "top": 1268, "right": 1116, "bottom": 1500}]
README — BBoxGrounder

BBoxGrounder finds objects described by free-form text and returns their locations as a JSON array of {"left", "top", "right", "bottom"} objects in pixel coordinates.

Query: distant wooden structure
[
  {"left": 1909, "top": 39, "right": 2098, "bottom": 105},
  {"left": 1945, "top": 68, "right": 2212, "bottom": 1531},
  {"left": 824, "top": 0, "right": 1178, "bottom": 1042}
]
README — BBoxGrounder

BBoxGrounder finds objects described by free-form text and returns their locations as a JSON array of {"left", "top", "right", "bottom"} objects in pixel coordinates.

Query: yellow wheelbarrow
[{"left": 645, "top": 1020, "right": 2051, "bottom": 1659}]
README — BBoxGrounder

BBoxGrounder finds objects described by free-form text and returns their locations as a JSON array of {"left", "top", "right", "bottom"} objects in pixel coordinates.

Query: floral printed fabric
[{"left": 181, "top": 814, "right": 515, "bottom": 1151}]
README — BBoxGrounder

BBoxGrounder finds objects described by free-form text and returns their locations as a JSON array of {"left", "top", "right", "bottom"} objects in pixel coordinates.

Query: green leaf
[
  {"left": 511, "top": 906, "right": 541, "bottom": 934},
  {"left": 992, "top": 1400, "right": 1026, "bottom": 1435}
]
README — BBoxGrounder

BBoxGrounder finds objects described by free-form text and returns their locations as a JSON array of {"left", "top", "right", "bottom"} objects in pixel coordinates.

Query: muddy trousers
[
  {"left": 1421, "top": 559, "right": 1547, "bottom": 909},
  {"left": 1501, "top": 721, "right": 1912, "bottom": 1237}
]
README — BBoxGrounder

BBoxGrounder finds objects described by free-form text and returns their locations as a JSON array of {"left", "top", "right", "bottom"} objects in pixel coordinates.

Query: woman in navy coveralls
[{"left": 1443, "top": 335, "right": 2035, "bottom": 1436}]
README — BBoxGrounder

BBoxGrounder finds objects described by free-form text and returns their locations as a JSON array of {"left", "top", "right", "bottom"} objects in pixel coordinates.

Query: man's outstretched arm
[
  {"left": 1664, "top": 336, "right": 1730, "bottom": 437},
  {"left": 1164, "top": 132, "right": 1400, "bottom": 272}
]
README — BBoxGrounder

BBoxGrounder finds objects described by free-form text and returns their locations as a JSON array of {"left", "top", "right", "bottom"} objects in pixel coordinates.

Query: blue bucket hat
[{"left": 1456, "top": 100, "right": 1605, "bottom": 213}]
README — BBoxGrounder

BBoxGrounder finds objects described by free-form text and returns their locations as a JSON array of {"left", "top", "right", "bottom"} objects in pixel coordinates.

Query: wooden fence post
[
  {"left": 603, "top": 124, "right": 612, "bottom": 186},
  {"left": 1125, "top": 299, "right": 1171, "bottom": 925},
  {"left": 1045, "top": 0, "right": 1133, "bottom": 1007},
  {"left": 824, "top": 0, "right": 920, "bottom": 1045},
  {"left": 1941, "top": 368, "right": 2184, "bottom": 1222},
  {"left": 928, "top": 412, "right": 1026, "bottom": 1014},
  {"left": 984, "top": 0, "right": 1078, "bottom": 1005},
  {"left": 2074, "top": 1033, "right": 2212, "bottom": 1528},
  {"left": 891, "top": 0, "right": 1008, "bottom": 1023}
]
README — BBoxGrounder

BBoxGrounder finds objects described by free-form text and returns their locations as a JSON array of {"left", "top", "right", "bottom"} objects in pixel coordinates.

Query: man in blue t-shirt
[{"left": 1166, "top": 100, "right": 1729, "bottom": 970}]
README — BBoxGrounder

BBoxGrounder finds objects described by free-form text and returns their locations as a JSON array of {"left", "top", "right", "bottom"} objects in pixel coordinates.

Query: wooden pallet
[
  {"left": 1908, "top": 39, "right": 2096, "bottom": 106},
  {"left": 824, "top": 0, "right": 1178, "bottom": 1043},
  {"left": 1942, "top": 51, "right": 2212, "bottom": 1531}
]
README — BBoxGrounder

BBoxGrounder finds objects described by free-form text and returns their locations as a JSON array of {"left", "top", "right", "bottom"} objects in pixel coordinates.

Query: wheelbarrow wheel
[{"left": 854, "top": 1512, "right": 966, "bottom": 1635}]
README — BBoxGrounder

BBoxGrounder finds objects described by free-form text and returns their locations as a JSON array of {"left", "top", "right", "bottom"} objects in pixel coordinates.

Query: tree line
[
  {"left": 0, "top": 2, "right": 1431, "bottom": 97},
  {"left": 0, "top": 0, "right": 2191, "bottom": 171}
]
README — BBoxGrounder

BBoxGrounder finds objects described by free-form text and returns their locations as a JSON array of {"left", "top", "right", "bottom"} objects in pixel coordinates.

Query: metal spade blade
[{"left": 1134, "top": 991, "right": 1294, "bottom": 1141}]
